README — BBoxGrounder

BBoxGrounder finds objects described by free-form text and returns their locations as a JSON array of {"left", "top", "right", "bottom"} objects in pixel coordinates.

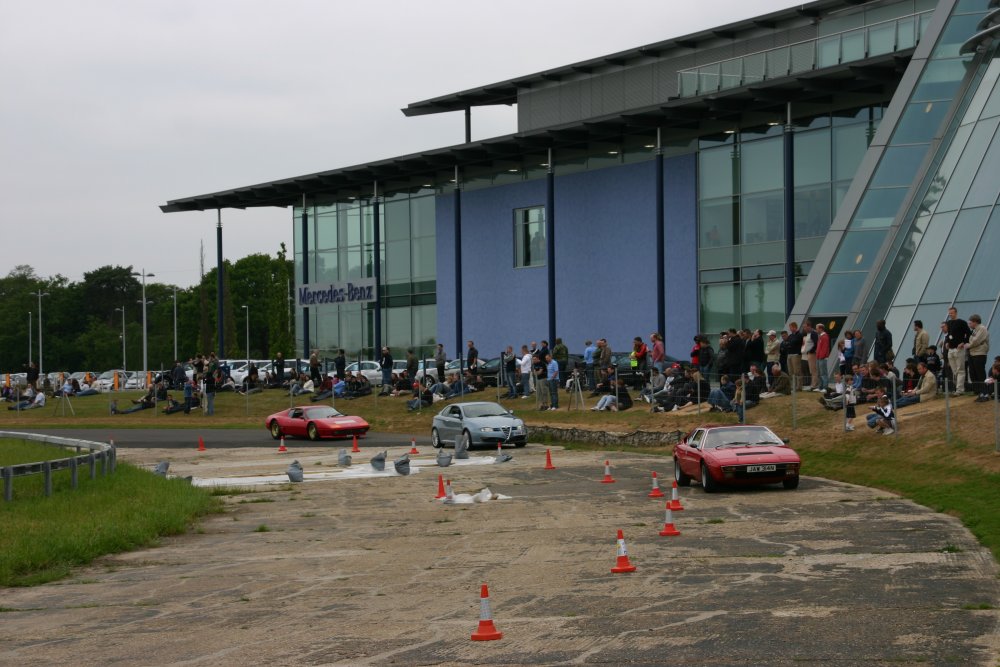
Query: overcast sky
[{"left": 1, "top": 0, "right": 788, "bottom": 288}]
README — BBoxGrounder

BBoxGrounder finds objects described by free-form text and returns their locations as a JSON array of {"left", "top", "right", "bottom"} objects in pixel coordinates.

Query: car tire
[
  {"left": 431, "top": 428, "right": 442, "bottom": 449},
  {"left": 783, "top": 476, "right": 800, "bottom": 490},
  {"left": 269, "top": 421, "right": 282, "bottom": 440},
  {"left": 461, "top": 430, "right": 473, "bottom": 451},
  {"left": 514, "top": 439, "right": 526, "bottom": 448},
  {"left": 701, "top": 463, "right": 718, "bottom": 493},
  {"left": 307, "top": 423, "right": 319, "bottom": 441},
  {"left": 674, "top": 458, "right": 691, "bottom": 487}
]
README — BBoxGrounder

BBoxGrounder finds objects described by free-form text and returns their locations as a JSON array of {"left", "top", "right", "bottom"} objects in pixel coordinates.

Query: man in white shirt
[{"left": 519, "top": 345, "right": 533, "bottom": 397}]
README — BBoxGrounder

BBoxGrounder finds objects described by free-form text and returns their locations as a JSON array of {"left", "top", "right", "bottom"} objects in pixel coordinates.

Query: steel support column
[
  {"left": 783, "top": 103, "right": 796, "bottom": 317},
  {"left": 372, "top": 181, "right": 382, "bottom": 354},
  {"left": 453, "top": 166, "right": 464, "bottom": 376},
  {"left": 216, "top": 210, "right": 225, "bottom": 356},
  {"left": 301, "top": 195, "right": 311, "bottom": 358},
  {"left": 655, "top": 128, "right": 666, "bottom": 336},
  {"left": 546, "top": 148, "right": 556, "bottom": 345}
]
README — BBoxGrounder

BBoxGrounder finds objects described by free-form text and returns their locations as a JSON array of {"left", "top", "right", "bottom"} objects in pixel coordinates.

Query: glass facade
[
  {"left": 514, "top": 206, "right": 546, "bottom": 268},
  {"left": 697, "top": 107, "right": 882, "bottom": 333},
  {"left": 294, "top": 194, "right": 437, "bottom": 360}
]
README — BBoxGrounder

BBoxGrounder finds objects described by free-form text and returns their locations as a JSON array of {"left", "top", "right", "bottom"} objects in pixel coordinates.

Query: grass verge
[{"left": 0, "top": 440, "right": 220, "bottom": 586}]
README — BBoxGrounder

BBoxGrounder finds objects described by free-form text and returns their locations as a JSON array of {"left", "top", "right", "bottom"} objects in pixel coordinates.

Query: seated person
[
  {"left": 653, "top": 369, "right": 710, "bottom": 412},
  {"left": 976, "top": 359, "right": 1000, "bottom": 401},
  {"left": 707, "top": 375, "right": 736, "bottom": 412},
  {"left": 590, "top": 367, "right": 618, "bottom": 395},
  {"left": 162, "top": 395, "right": 185, "bottom": 414},
  {"left": 639, "top": 367, "right": 666, "bottom": 404},
  {"left": 53, "top": 378, "right": 76, "bottom": 397},
  {"left": 407, "top": 386, "right": 435, "bottom": 411},
  {"left": 760, "top": 365, "right": 791, "bottom": 398},
  {"left": 868, "top": 395, "right": 896, "bottom": 435},
  {"left": 8, "top": 387, "right": 43, "bottom": 410},
  {"left": 592, "top": 379, "right": 633, "bottom": 411},
  {"left": 311, "top": 375, "right": 336, "bottom": 401},
  {"left": 77, "top": 380, "right": 99, "bottom": 397},
  {"left": 924, "top": 345, "right": 943, "bottom": 379},
  {"left": 289, "top": 373, "right": 313, "bottom": 396},
  {"left": 428, "top": 375, "right": 453, "bottom": 397},
  {"left": 895, "top": 361, "right": 937, "bottom": 408}
]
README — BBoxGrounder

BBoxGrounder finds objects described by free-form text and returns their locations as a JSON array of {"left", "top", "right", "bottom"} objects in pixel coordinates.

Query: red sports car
[
  {"left": 673, "top": 424, "right": 800, "bottom": 492},
  {"left": 265, "top": 405, "right": 369, "bottom": 441}
]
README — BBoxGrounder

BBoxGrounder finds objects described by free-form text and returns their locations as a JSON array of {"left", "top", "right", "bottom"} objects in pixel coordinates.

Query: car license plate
[{"left": 746, "top": 464, "right": 776, "bottom": 473}]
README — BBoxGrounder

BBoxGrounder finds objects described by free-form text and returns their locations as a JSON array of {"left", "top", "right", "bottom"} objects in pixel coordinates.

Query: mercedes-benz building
[{"left": 162, "top": 0, "right": 1000, "bottom": 363}]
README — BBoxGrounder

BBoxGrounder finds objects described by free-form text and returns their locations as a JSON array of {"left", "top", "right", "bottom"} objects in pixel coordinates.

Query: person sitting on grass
[
  {"left": 868, "top": 394, "right": 896, "bottom": 435},
  {"left": 707, "top": 374, "right": 736, "bottom": 412},
  {"left": 161, "top": 394, "right": 184, "bottom": 414},
  {"left": 7, "top": 387, "right": 44, "bottom": 410},
  {"left": 407, "top": 386, "right": 435, "bottom": 411},
  {"left": 311, "top": 374, "right": 336, "bottom": 402},
  {"left": 592, "top": 378, "right": 633, "bottom": 411},
  {"left": 289, "top": 373, "right": 314, "bottom": 396},
  {"left": 639, "top": 367, "right": 666, "bottom": 404},
  {"left": 895, "top": 361, "right": 936, "bottom": 408},
  {"left": 760, "top": 365, "right": 791, "bottom": 398}
]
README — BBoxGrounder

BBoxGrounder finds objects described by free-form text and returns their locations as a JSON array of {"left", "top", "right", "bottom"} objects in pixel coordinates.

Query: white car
[
  {"left": 93, "top": 370, "right": 132, "bottom": 392},
  {"left": 231, "top": 360, "right": 270, "bottom": 385},
  {"left": 345, "top": 361, "right": 382, "bottom": 385}
]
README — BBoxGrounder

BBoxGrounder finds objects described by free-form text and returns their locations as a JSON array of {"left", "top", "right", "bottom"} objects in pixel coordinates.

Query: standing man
[
  {"left": 552, "top": 338, "right": 569, "bottom": 377},
  {"left": 815, "top": 324, "right": 831, "bottom": 391},
  {"left": 650, "top": 333, "right": 665, "bottom": 373},
  {"left": 434, "top": 343, "right": 447, "bottom": 385},
  {"left": 912, "top": 320, "right": 929, "bottom": 362},
  {"left": 785, "top": 322, "right": 803, "bottom": 390},
  {"left": 334, "top": 348, "right": 347, "bottom": 382},
  {"left": 765, "top": 330, "right": 780, "bottom": 380},
  {"left": 583, "top": 340, "right": 597, "bottom": 389},
  {"left": 873, "top": 320, "right": 894, "bottom": 364},
  {"left": 519, "top": 345, "right": 534, "bottom": 397},
  {"left": 502, "top": 346, "right": 518, "bottom": 398},
  {"left": 466, "top": 340, "right": 479, "bottom": 374},
  {"left": 801, "top": 321, "right": 819, "bottom": 390},
  {"left": 967, "top": 314, "right": 990, "bottom": 398},
  {"left": 309, "top": 349, "right": 321, "bottom": 385},
  {"left": 546, "top": 352, "right": 560, "bottom": 411},
  {"left": 944, "top": 306, "right": 972, "bottom": 393},
  {"left": 405, "top": 348, "right": 418, "bottom": 384},
  {"left": 379, "top": 346, "right": 393, "bottom": 394},
  {"left": 272, "top": 351, "right": 285, "bottom": 386}
]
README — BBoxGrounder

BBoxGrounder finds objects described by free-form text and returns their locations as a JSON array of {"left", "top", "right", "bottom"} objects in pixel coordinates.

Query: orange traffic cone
[
  {"left": 409, "top": 438, "right": 419, "bottom": 455},
  {"left": 611, "top": 529, "right": 637, "bottom": 573},
  {"left": 667, "top": 480, "right": 685, "bottom": 511},
  {"left": 351, "top": 435, "right": 361, "bottom": 453},
  {"left": 198, "top": 436, "right": 206, "bottom": 452},
  {"left": 659, "top": 503, "right": 681, "bottom": 537},
  {"left": 434, "top": 474, "right": 447, "bottom": 499},
  {"left": 277, "top": 437, "right": 288, "bottom": 453},
  {"left": 600, "top": 460, "right": 616, "bottom": 484},
  {"left": 648, "top": 471, "right": 665, "bottom": 498},
  {"left": 544, "top": 448, "right": 556, "bottom": 470},
  {"left": 470, "top": 583, "right": 503, "bottom": 641}
]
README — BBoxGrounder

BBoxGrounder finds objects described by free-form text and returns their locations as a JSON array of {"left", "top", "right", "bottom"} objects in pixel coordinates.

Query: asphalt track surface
[{"left": 24, "top": 428, "right": 427, "bottom": 450}]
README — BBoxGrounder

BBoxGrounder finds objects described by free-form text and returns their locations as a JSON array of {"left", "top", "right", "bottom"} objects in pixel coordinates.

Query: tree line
[{"left": 0, "top": 246, "right": 294, "bottom": 374}]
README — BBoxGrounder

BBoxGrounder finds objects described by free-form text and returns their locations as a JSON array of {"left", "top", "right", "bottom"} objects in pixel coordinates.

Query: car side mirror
[{"left": 782, "top": 438, "right": 790, "bottom": 444}]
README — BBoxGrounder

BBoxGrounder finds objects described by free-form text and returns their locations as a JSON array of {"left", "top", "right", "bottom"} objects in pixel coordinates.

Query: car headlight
[{"left": 480, "top": 427, "right": 503, "bottom": 433}]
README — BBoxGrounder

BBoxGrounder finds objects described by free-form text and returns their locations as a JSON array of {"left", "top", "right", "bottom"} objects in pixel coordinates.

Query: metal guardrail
[
  {"left": 677, "top": 11, "right": 932, "bottom": 98},
  {"left": 0, "top": 431, "right": 117, "bottom": 502}
]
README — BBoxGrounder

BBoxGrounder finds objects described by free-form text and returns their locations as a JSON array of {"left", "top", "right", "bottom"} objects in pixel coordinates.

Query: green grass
[
  {"left": 0, "top": 440, "right": 220, "bottom": 586},
  {"left": 0, "top": 438, "right": 79, "bottom": 466}
]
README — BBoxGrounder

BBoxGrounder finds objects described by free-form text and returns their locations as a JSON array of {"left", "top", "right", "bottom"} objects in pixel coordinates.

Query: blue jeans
[
  {"left": 505, "top": 371, "right": 517, "bottom": 397},
  {"left": 206, "top": 392, "right": 215, "bottom": 415},
  {"left": 548, "top": 379, "right": 559, "bottom": 408},
  {"left": 896, "top": 394, "right": 919, "bottom": 408},
  {"left": 708, "top": 389, "right": 731, "bottom": 411},
  {"left": 817, "top": 357, "right": 829, "bottom": 390},
  {"left": 381, "top": 369, "right": 392, "bottom": 388}
]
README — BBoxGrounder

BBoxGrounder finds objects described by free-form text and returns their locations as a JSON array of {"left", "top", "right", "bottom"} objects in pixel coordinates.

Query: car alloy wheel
[
  {"left": 701, "top": 463, "right": 718, "bottom": 493},
  {"left": 431, "top": 428, "right": 442, "bottom": 448},
  {"left": 307, "top": 423, "right": 319, "bottom": 441},
  {"left": 674, "top": 458, "right": 691, "bottom": 487},
  {"left": 462, "top": 430, "right": 472, "bottom": 451},
  {"left": 269, "top": 421, "right": 282, "bottom": 440}
]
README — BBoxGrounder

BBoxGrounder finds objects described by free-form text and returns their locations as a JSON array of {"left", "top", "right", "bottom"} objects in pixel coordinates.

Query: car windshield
[
  {"left": 305, "top": 406, "right": 345, "bottom": 419},
  {"left": 703, "top": 427, "right": 782, "bottom": 449},
  {"left": 462, "top": 403, "right": 509, "bottom": 418}
]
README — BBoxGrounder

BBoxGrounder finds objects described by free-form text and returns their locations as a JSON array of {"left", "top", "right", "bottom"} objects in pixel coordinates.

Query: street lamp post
[
  {"left": 242, "top": 305, "right": 250, "bottom": 366},
  {"left": 172, "top": 286, "right": 178, "bottom": 362},
  {"left": 132, "top": 269, "right": 155, "bottom": 385},
  {"left": 28, "top": 311, "right": 32, "bottom": 365},
  {"left": 115, "top": 307, "right": 127, "bottom": 371},
  {"left": 28, "top": 290, "right": 49, "bottom": 383}
]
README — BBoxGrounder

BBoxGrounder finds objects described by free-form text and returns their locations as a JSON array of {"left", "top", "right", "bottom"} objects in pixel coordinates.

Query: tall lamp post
[
  {"left": 242, "top": 305, "right": 250, "bottom": 366},
  {"left": 132, "top": 269, "right": 155, "bottom": 384},
  {"left": 172, "top": 286, "right": 178, "bottom": 362},
  {"left": 115, "top": 306, "right": 127, "bottom": 371},
  {"left": 28, "top": 311, "right": 32, "bottom": 365},
  {"left": 28, "top": 290, "right": 49, "bottom": 382}
]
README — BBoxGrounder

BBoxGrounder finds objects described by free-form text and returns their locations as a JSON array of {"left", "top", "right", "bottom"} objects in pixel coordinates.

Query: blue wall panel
[
  {"left": 553, "top": 161, "right": 657, "bottom": 356},
  {"left": 436, "top": 180, "right": 548, "bottom": 359},
  {"left": 663, "top": 152, "right": 698, "bottom": 358},
  {"left": 434, "top": 156, "right": 698, "bottom": 361}
]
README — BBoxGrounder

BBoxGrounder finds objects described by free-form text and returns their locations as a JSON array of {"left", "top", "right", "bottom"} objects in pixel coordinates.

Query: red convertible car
[
  {"left": 265, "top": 405, "right": 369, "bottom": 441},
  {"left": 673, "top": 424, "right": 800, "bottom": 492}
]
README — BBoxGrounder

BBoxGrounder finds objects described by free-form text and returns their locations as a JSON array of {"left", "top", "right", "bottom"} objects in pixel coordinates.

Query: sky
[{"left": 1, "top": 0, "right": 788, "bottom": 288}]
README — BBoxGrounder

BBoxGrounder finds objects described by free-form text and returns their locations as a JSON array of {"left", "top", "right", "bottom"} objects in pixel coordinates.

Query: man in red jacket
[{"left": 816, "top": 323, "right": 832, "bottom": 391}]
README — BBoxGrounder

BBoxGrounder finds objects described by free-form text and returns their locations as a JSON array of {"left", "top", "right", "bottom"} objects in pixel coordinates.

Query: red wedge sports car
[
  {"left": 265, "top": 405, "right": 369, "bottom": 441},
  {"left": 673, "top": 424, "right": 800, "bottom": 492}
]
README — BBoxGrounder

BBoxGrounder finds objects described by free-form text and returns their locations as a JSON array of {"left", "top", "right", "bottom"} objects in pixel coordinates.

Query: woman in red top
[
  {"left": 632, "top": 337, "right": 649, "bottom": 371},
  {"left": 650, "top": 333, "right": 665, "bottom": 372}
]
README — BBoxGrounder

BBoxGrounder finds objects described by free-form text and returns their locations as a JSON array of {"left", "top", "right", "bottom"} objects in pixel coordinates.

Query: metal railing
[
  {"left": 1, "top": 431, "right": 117, "bottom": 502},
  {"left": 678, "top": 11, "right": 932, "bottom": 98}
]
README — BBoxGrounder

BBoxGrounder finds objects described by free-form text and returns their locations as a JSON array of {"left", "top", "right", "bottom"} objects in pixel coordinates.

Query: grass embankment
[
  {"left": 0, "top": 438, "right": 220, "bottom": 586},
  {"left": 3, "top": 386, "right": 999, "bottom": 563}
]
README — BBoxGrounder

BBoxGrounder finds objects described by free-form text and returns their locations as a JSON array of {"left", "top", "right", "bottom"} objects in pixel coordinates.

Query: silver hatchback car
[{"left": 431, "top": 401, "right": 527, "bottom": 450}]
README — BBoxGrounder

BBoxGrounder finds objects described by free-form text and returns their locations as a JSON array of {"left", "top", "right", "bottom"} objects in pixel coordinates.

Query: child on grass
[{"left": 844, "top": 374, "right": 857, "bottom": 431}]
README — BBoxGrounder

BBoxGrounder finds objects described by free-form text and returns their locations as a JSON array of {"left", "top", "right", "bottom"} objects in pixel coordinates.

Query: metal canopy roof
[
  {"left": 161, "top": 49, "right": 907, "bottom": 214},
  {"left": 401, "top": 0, "right": 873, "bottom": 117}
]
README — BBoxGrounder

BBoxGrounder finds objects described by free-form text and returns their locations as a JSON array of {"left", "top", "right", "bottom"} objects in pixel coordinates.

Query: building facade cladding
[
  {"left": 293, "top": 193, "right": 438, "bottom": 361},
  {"left": 794, "top": 0, "right": 1000, "bottom": 359}
]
